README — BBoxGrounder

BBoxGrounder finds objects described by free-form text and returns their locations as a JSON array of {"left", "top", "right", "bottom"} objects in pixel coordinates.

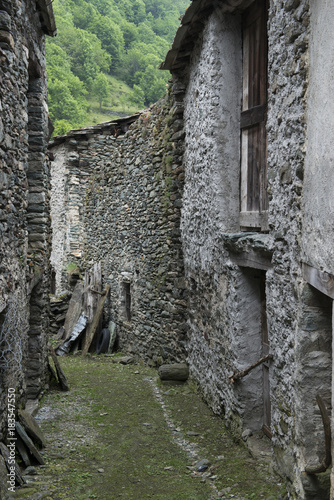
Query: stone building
[
  {"left": 49, "top": 98, "right": 187, "bottom": 364},
  {"left": 159, "top": 0, "right": 334, "bottom": 498},
  {"left": 49, "top": 0, "right": 334, "bottom": 497},
  {"left": 0, "top": 0, "right": 55, "bottom": 438}
]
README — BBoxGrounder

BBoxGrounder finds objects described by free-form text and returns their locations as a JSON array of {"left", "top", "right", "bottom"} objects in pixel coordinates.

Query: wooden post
[
  {"left": 81, "top": 262, "right": 102, "bottom": 351},
  {"left": 82, "top": 285, "right": 110, "bottom": 356}
]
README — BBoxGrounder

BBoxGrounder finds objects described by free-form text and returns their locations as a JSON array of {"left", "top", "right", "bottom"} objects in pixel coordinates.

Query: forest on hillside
[{"left": 46, "top": 0, "right": 189, "bottom": 135}]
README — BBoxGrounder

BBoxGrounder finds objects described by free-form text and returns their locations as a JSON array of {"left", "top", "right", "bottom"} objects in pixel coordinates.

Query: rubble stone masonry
[
  {"left": 166, "top": 0, "right": 332, "bottom": 498},
  {"left": 50, "top": 93, "right": 187, "bottom": 365},
  {"left": 0, "top": 0, "right": 53, "bottom": 438}
]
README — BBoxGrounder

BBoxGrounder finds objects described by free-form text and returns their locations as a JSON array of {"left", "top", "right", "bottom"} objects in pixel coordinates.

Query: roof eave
[
  {"left": 36, "top": 0, "right": 57, "bottom": 37},
  {"left": 159, "top": 0, "right": 213, "bottom": 72},
  {"left": 160, "top": 0, "right": 252, "bottom": 72}
]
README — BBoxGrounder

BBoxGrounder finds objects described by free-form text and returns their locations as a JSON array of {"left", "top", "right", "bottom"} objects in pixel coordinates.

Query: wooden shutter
[{"left": 240, "top": 0, "right": 268, "bottom": 230}]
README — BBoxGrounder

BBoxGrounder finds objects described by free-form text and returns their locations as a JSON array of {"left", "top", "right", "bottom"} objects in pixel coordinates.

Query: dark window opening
[
  {"left": 50, "top": 269, "right": 56, "bottom": 295},
  {"left": 123, "top": 282, "right": 131, "bottom": 322}
]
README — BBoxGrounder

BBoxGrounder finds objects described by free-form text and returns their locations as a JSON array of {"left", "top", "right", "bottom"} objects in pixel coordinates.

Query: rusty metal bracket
[
  {"left": 229, "top": 354, "right": 273, "bottom": 384},
  {"left": 305, "top": 394, "right": 332, "bottom": 474}
]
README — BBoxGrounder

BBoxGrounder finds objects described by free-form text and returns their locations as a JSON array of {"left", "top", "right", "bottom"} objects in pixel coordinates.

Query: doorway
[{"left": 233, "top": 267, "right": 271, "bottom": 435}]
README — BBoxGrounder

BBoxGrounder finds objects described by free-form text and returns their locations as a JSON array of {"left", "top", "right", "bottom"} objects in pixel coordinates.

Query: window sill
[
  {"left": 240, "top": 211, "right": 269, "bottom": 232},
  {"left": 221, "top": 231, "right": 273, "bottom": 270}
]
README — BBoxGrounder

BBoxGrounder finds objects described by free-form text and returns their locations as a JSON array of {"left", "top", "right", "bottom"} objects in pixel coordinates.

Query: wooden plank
[
  {"left": 15, "top": 422, "right": 45, "bottom": 465},
  {"left": 241, "top": 0, "right": 268, "bottom": 220},
  {"left": 82, "top": 285, "right": 110, "bottom": 356},
  {"left": 81, "top": 263, "right": 102, "bottom": 351},
  {"left": 16, "top": 436, "right": 31, "bottom": 467},
  {"left": 0, "top": 442, "right": 25, "bottom": 486},
  {"left": 242, "top": 21, "right": 249, "bottom": 111},
  {"left": 18, "top": 409, "right": 46, "bottom": 448},
  {"left": 63, "top": 281, "right": 84, "bottom": 340},
  {"left": 240, "top": 104, "right": 266, "bottom": 129},
  {"left": 259, "top": 121, "right": 268, "bottom": 212},
  {"left": 247, "top": 125, "right": 260, "bottom": 211},
  {"left": 302, "top": 263, "right": 334, "bottom": 299},
  {"left": 240, "top": 129, "right": 248, "bottom": 213},
  {"left": 240, "top": 210, "right": 269, "bottom": 231},
  {"left": 49, "top": 347, "right": 70, "bottom": 391}
]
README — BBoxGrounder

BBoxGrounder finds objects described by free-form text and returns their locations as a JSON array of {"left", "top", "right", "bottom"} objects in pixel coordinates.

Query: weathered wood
[
  {"left": 47, "top": 359, "right": 58, "bottom": 383},
  {"left": 15, "top": 422, "right": 45, "bottom": 465},
  {"left": 81, "top": 262, "right": 102, "bottom": 351},
  {"left": 158, "top": 363, "right": 189, "bottom": 381},
  {"left": 82, "top": 284, "right": 110, "bottom": 356},
  {"left": 18, "top": 409, "right": 46, "bottom": 448},
  {"left": 240, "top": 104, "right": 266, "bottom": 129},
  {"left": 305, "top": 395, "right": 331, "bottom": 474},
  {"left": 63, "top": 280, "right": 84, "bottom": 340},
  {"left": 49, "top": 347, "right": 70, "bottom": 391},
  {"left": 241, "top": 0, "right": 268, "bottom": 217},
  {"left": 302, "top": 263, "right": 334, "bottom": 299},
  {"left": 229, "top": 354, "right": 273, "bottom": 384},
  {"left": 0, "top": 455, "right": 10, "bottom": 492},
  {"left": 0, "top": 441, "right": 25, "bottom": 486},
  {"left": 18, "top": 410, "right": 46, "bottom": 448},
  {"left": 16, "top": 436, "right": 31, "bottom": 467},
  {"left": 239, "top": 210, "right": 269, "bottom": 231}
]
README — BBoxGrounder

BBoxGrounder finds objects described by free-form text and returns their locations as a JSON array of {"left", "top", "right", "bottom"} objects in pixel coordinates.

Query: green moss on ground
[{"left": 14, "top": 356, "right": 287, "bottom": 499}]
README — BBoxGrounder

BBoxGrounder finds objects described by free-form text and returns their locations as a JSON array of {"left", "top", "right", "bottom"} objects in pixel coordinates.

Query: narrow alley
[{"left": 13, "top": 355, "right": 286, "bottom": 500}]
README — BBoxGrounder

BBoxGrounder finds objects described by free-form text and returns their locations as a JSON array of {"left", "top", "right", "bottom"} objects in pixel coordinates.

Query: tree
[
  {"left": 138, "top": 65, "right": 168, "bottom": 106},
  {"left": 92, "top": 73, "right": 110, "bottom": 112},
  {"left": 46, "top": 43, "right": 88, "bottom": 133},
  {"left": 88, "top": 16, "right": 124, "bottom": 71},
  {"left": 46, "top": 0, "right": 192, "bottom": 128},
  {"left": 130, "top": 84, "right": 145, "bottom": 108}
]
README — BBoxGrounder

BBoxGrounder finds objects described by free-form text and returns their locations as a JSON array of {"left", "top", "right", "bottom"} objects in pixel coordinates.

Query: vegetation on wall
[{"left": 46, "top": 0, "right": 190, "bottom": 135}]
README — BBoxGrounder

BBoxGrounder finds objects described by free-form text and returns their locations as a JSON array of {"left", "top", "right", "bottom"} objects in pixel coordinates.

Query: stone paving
[{"left": 11, "top": 355, "right": 287, "bottom": 500}]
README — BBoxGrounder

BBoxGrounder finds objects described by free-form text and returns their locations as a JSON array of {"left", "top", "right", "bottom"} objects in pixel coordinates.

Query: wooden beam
[
  {"left": 240, "top": 104, "right": 266, "bottom": 129},
  {"left": 82, "top": 285, "right": 110, "bottom": 356},
  {"left": 302, "top": 263, "right": 334, "bottom": 299},
  {"left": 240, "top": 210, "right": 269, "bottom": 231}
]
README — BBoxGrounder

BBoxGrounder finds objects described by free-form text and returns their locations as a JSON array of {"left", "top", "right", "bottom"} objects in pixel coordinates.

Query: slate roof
[
  {"left": 160, "top": 0, "right": 254, "bottom": 71},
  {"left": 36, "top": 0, "right": 57, "bottom": 37}
]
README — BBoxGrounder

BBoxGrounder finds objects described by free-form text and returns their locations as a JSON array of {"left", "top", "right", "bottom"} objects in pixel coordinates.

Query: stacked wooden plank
[{"left": 0, "top": 410, "right": 47, "bottom": 487}]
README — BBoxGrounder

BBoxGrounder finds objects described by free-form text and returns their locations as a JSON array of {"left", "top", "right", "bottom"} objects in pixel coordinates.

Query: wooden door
[{"left": 241, "top": 0, "right": 269, "bottom": 229}]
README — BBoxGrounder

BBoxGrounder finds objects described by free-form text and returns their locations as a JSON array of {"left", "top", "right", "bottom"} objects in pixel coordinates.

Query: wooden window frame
[{"left": 240, "top": 0, "right": 269, "bottom": 231}]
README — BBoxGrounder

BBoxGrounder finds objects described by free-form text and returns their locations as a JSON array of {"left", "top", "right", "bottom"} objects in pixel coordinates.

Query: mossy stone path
[{"left": 13, "top": 355, "right": 287, "bottom": 499}]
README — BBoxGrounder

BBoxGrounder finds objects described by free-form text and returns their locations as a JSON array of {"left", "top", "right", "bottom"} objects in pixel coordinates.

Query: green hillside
[{"left": 46, "top": 0, "right": 190, "bottom": 135}]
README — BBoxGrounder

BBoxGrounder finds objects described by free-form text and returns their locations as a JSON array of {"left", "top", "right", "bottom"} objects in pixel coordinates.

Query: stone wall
[
  {"left": 50, "top": 93, "right": 187, "bottom": 364},
  {"left": 302, "top": 1, "right": 334, "bottom": 273},
  {"left": 164, "top": 0, "right": 332, "bottom": 498},
  {"left": 0, "top": 0, "right": 54, "bottom": 438},
  {"left": 48, "top": 0, "right": 334, "bottom": 496}
]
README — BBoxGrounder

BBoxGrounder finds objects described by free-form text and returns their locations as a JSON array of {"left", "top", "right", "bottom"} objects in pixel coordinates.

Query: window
[
  {"left": 240, "top": 0, "right": 269, "bottom": 231},
  {"left": 122, "top": 282, "right": 131, "bottom": 322}
]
